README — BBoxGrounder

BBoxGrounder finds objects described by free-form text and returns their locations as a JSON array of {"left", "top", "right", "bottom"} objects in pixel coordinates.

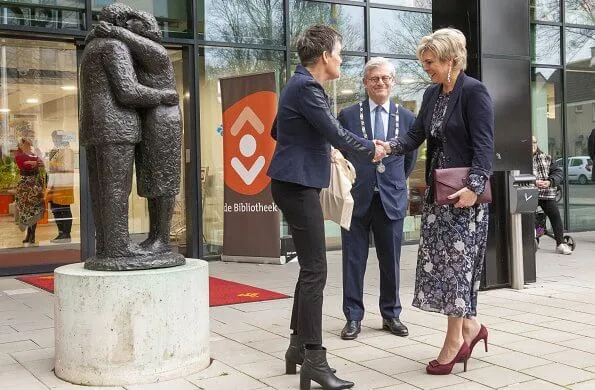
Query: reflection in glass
[
  {"left": 564, "top": 28, "right": 595, "bottom": 230},
  {"left": 370, "top": 0, "right": 431, "bottom": 9},
  {"left": 387, "top": 59, "right": 431, "bottom": 241},
  {"left": 565, "top": 27, "right": 595, "bottom": 67},
  {"left": 0, "top": 0, "right": 85, "bottom": 29},
  {"left": 200, "top": 0, "right": 283, "bottom": 45},
  {"left": 92, "top": 0, "right": 190, "bottom": 35},
  {"left": 370, "top": 9, "right": 431, "bottom": 55},
  {"left": 289, "top": 0, "right": 364, "bottom": 51},
  {"left": 199, "top": 47, "right": 285, "bottom": 256},
  {"left": 532, "top": 24, "right": 561, "bottom": 65},
  {"left": 530, "top": 0, "right": 560, "bottom": 22},
  {"left": 0, "top": 39, "right": 79, "bottom": 253},
  {"left": 564, "top": 0, "right": 595, "bottom": 26}
]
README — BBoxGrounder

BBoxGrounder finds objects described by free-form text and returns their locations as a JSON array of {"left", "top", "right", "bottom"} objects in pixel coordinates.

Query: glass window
[
  {"left": 531, "top": 67, "right": 564, "bottom": 207},
  {"left": 388, "top": 59, "right": 431, "bottom": 241},
  {"left": 0, "top": 39, "right": 80, "bottom": 268},
  {"left": 564, "top": 27, "right": 595, "bottom": 230},
  {"left": 532, "top": 24, "right": 561, "bottom": 64},
  {"left": 370, "top": 9, "right": 431, "bottom": 55},
  {"left": 199, "top": 0, "right": 283, "bottom": 45},
  {"left": 370, "top": 0, "right": 432, "bottom": 9},
  {"left": 126, "top": 49, "right": 187, "bottom": 253},
  {"left": 198, "top": 47, "right": 285, "bottom": 256},
  {"left": 564, "top": 0, "right": 595, "bottom": 26},
  {"left": 92, "top": 0, "right": 190, "bottom": 36},
  {"left": 289, "top": 0, "right": 365, "bottom": 52},
  {"left": 0, "top": 0, "right": 85, "bottom": 29},
  {"left": 530, "top": 0, "right": 561, "bottom": 22}
]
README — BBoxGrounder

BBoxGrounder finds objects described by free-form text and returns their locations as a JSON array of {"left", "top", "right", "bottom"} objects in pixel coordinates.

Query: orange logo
[
  {"left": 237, "top": 292, "right": 260, "bottom": 298},
  {"left": 223, "top": 91, "right": 277, "bottom": 195}
]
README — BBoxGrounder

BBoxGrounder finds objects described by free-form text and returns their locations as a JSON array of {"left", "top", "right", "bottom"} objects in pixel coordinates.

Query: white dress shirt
[{"left": 368, "top": 99, "right": 396, "bottom": 140}]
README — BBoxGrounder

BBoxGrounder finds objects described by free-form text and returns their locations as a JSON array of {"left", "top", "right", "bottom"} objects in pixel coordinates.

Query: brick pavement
[{"left": 1, "top": 232, "right": 595, "bottom": 389}]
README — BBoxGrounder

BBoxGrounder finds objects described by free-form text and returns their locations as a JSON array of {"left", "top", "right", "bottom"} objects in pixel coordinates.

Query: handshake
[{"left": 373, "top": 139, "right": 391, "bottom": 162}]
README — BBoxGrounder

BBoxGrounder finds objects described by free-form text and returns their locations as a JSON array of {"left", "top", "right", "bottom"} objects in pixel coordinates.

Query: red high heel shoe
[
  {"left": 426, "top": 343, "right": 470, "bottom": 375},
  {"left": 458, "top": 324, "right": 488, "bottom": 362},
  {"left": 469, "top": 325, "right": 488, "bottom": 354}
]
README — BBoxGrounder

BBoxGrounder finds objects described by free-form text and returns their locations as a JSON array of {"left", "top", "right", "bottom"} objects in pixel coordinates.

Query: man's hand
[
  {"left": 373, "top": 144, "right": 386, "bottom": 162},
  {"left": 535, "top": 179, "right": 550, "bottom": 189},
  {"left": 161, "top": 90, "right": 179, "bottom": 105},
  {"left": 95, "top": 21, "right": 115, "bottom": 37},
  {"left": 448, "top": 187, "right": 478, "bottom": 208}
]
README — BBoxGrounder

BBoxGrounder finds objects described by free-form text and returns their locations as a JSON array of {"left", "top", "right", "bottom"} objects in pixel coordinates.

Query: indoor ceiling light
[
  {"left": 0, "top": 108, "right": 10, "bottom": 113},
  {"left": 61, "top": 85, "right": 77, "bottom": 91},
  {"left": 26, "top": 98, "right": 39, "bottom": 104}
]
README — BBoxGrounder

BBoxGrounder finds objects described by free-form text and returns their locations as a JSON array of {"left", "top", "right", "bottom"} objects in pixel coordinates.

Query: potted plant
[{"left": 0, "top": 155, "right": 18, "bottom": 215}]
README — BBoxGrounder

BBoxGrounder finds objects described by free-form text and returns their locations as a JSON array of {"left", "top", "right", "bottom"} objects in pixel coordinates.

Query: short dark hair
[{"left": 296, "top": 24, "right": 342, "bottom": 67}]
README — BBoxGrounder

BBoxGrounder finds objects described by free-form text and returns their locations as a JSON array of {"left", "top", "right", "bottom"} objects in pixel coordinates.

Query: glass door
[{"left": 0, "top": 38, "right": 80, "bottom": 274}]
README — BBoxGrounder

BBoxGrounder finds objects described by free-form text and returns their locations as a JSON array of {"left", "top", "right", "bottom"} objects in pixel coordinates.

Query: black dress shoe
[
  {"left": 340, "top": 320, "right": 361, "bottom": 340},
  {"left": 382, "top": 318, "right": 408, "bottom": 337}
]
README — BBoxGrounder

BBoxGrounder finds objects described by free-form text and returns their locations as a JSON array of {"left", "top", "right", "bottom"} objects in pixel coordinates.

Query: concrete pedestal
[{"left": 54, "top": 259, "right": 210, "bottom": 386}]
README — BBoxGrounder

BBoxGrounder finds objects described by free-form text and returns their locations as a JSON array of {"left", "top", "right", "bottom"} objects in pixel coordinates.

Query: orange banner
[{"left": 220, "top": 72, "right": 281, "bottom": 264}]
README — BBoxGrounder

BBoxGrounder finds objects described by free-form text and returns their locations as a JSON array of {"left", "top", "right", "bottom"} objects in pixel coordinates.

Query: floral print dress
[{"left": 411, "top": 92, "right": 489, "bottom": 318}]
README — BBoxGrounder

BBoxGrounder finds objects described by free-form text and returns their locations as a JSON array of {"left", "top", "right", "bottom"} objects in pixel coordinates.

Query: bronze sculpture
[{"left": 80, "top": 3, "right": 184, "bottom": 270}]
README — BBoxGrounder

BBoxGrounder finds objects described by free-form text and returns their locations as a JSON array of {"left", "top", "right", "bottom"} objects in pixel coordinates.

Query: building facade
[{"left": 0, "top": 0, "right": 593, "bottom": 275}]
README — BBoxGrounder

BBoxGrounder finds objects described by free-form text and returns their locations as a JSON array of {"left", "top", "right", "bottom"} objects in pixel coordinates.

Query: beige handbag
[{"left": 320, "top": 148, "right": 357, "bottom": 230}]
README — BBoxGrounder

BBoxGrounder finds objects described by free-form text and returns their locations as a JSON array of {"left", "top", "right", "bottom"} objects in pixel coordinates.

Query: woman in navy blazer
[
  {"left": 379, "top": 28, "right": 494, "bottom": 375},
  {"left": 267, "top": 24, "right": 384, "bottom": 390}
]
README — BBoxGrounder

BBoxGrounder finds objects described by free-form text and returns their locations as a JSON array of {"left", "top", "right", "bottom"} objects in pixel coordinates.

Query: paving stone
[{"left": 521, "top": 362, "right": 595, "bottom": 386}]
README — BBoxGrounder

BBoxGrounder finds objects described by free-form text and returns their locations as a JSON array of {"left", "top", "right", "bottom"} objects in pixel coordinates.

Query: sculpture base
[
  {"left": 84, "top": 251, "right": 185, "bottom": 271},
  {"left": 54, "top": 259, "right": 210, "bottom": 386}
]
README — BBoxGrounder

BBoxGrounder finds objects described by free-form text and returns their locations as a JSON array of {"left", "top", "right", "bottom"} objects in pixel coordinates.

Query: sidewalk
[{"left": 1, "top": 232, "right": 595, "bottom": 389}]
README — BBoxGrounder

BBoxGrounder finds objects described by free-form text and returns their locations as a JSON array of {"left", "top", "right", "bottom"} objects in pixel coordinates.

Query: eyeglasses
[{"left": 367, "top": 76, "right": 393, "bottom": 84}]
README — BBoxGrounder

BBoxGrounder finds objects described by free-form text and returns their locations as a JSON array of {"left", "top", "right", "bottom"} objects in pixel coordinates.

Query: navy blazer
[
  {"left": 338, "top": 101, "right": 417, "bottom": 220},
  {"left": 267, "top": 65, "right": 375, "bottom": 189},
  {"left": 394, "top": 72, "right": 494, "bottom": 186}
]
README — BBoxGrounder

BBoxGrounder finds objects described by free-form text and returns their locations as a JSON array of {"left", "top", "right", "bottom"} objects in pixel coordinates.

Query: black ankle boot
[
  {"left": 285, "top": 334, "right": 303, "bottom": 374},
  {"left": 285, "top": 335, "right": 336, "bottom": 375},
  {"left": 300, "top": 347, "right": 354, "bottom": 390}
]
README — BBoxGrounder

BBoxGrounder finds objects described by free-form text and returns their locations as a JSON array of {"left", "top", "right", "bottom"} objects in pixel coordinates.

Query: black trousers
[
  {"left": 49, "top": 201, "right": 72, "bottom": 235},
  {"left": 271, "top": 179, "right": 326, "bottom": 346},
  {"left": 539, "top": 199, "right": 564, "bottom": 245}
]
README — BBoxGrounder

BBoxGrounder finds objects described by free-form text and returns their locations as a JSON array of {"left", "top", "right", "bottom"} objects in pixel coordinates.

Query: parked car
[{"left": 556, "top": 156, "right": 593, "bottom": 185}]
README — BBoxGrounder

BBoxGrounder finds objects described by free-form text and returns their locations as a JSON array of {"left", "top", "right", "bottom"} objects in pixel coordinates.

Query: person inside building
[
  {"left": 47, "top": 130, "right": 75, "bottom": 243},
  {"left": 14, "top": 138, "right": 46, "bottom": 245},
  {"left": 376, "top": 27, "right": 494, "bottom": 375},
  {"left": 267, "top": 24, "right": 385, "bottom": 390},
  {"left": 588, "top": 128, "right": 595, "bottom": 182},
  {"left": 532, "top": 136, "right": 571, "bottom": 255},
  {"left": 337, "top": 57, "right": 417, "bottom": 341}
]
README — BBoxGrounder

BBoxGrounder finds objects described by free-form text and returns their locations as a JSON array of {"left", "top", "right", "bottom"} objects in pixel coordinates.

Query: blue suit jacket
[
  {"left": 338, "top": 101, "right": 417, "bottom": 220},
  {"left": 396, "top": 72, "right": 494, "bottom": 185},
  {"left": 267, "top": 65, "right": 374, "bottom": 189}
]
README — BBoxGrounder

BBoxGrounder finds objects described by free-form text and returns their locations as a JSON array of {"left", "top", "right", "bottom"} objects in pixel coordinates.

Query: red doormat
[{"left": 16, "top": 275, "right": 289, "bottom": 307}]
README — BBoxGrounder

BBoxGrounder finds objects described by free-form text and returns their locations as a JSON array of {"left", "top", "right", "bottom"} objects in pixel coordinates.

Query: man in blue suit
[{"left": 337, "top": 57, "right": 417, "bottom": 340}]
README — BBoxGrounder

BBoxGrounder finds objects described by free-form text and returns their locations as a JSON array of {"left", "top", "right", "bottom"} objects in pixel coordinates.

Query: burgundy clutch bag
[{"left": 434, "top": 167, "right": 492, "bottom": 205}]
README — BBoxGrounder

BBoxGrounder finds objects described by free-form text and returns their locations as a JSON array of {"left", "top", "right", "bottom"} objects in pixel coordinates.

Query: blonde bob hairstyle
[{"left": 415, "top": 28, "right": 467, "bottom": 71}]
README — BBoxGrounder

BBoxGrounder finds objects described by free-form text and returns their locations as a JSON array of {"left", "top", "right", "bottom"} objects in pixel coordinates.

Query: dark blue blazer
[
  {"left": 338, "top": 101, "right": 417, "bottom": 220},
  {"left": 396, "top": 72, "right": 494, "bottom": 185},
  {"left": 267, "top": 65, "right": 374, "bottom": 189}
]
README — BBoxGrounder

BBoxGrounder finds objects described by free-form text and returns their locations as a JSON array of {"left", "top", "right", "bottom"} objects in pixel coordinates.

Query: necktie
[{"left": 374, "top": 105, "right": 385, "bottom": 141}]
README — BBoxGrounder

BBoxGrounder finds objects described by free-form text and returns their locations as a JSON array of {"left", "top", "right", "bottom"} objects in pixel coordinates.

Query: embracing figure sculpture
[{"left": 79, "top": 3, "right": 184, "bottom": 270}]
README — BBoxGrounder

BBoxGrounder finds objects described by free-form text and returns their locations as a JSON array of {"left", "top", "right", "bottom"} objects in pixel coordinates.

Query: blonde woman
[{"left": 378, "top": 28, "right": 494, "bottom": 375}]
